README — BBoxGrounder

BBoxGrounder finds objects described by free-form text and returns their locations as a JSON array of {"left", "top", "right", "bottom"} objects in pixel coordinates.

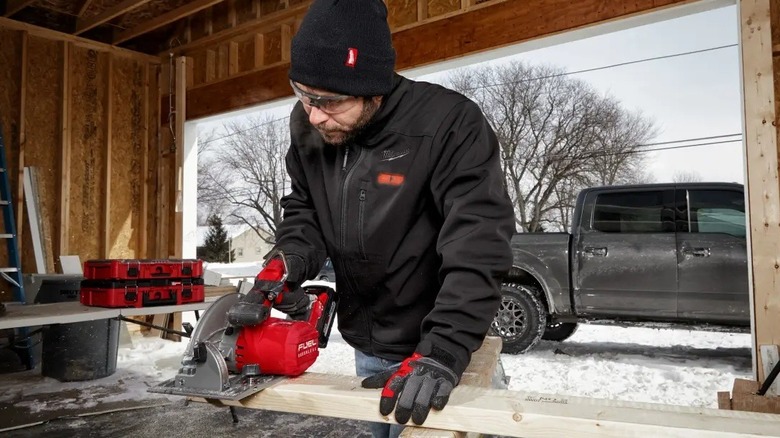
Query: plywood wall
[{"left": 0, "top": 22, "right": 164, "bottom": 300}]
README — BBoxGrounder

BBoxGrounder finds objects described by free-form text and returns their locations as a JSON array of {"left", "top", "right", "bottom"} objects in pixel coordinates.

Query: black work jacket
[{"left": 275, "top": 74, "right": 515, "bottom": 376}]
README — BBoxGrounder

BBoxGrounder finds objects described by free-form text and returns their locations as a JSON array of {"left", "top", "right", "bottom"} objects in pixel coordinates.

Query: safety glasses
[{"left": 290, "top": 80, "right": 359, "bottom": 115}]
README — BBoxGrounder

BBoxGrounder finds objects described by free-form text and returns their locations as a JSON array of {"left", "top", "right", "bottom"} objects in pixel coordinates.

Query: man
[{"left": 264, "top": 0, "right": 515, "bottom": 436}]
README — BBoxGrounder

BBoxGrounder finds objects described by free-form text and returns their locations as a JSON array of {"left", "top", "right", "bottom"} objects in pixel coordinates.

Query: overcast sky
[{"left": 200, "top": 3, "right": 743, "bottom": 184}]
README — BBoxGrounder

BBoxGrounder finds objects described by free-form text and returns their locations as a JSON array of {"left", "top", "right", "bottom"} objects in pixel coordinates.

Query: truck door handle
[
  {"left": 583, "top": 247, "right": 608, "bottom": 257},
  {"left": 683, "top": 247, "right": 711, "bottom": 257}
]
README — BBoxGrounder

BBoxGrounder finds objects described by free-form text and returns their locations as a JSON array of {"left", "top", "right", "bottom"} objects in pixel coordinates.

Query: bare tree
[
  {"left": 199, "top": 115, "right": 291, "bottom": 244},
  {"left": 197, "top": 129, "right": 235, "bottom": 225},
  {"left": 447, "top": 61, "right": 656, "bottom": 232},
  {"left": 672, "top": 170, "right": 703, "bottom": 183}
]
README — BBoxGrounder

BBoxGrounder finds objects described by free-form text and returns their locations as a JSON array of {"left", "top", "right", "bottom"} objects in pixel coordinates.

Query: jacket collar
[{"left": 353, "top": 74, "right": 409, "bottom": 146}]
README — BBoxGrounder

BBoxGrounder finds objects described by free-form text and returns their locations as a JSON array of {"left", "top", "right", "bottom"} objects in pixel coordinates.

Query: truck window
[
  {"left": 688, "top": 190, "right": 746, "bottom": 237},
  {"left": 592, "top": 191, "right": 669, "bottom": 233}
]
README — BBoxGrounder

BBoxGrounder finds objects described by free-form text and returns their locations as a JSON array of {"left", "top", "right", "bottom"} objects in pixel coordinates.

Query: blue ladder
[{"left": 0, "top": 125, "right": 31, "bottom": 369}]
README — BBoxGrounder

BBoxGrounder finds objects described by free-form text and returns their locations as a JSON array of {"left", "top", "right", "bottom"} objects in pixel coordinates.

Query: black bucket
[{"left": 36, "top": 277, "right": 120, "bottom": 381}]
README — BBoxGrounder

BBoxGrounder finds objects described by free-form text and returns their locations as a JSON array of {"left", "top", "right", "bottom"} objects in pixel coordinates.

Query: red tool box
[
  {"left": 83, "top": 259, "right": 203, "bottom": 281},
  {"left": 80, "top": 278, "right": 205, "bottom": 308}
]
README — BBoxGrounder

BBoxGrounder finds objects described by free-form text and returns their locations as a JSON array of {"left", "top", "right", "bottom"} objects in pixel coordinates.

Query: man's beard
[{"left": 316, "top": 99, "right": 380, "bottom": 146}]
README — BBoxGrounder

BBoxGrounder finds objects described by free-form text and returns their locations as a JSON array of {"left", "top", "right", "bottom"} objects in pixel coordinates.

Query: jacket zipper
[
  {"left": 358, "top": 184, "right": 367, "bottom": 260},
  {"left": 340, "top": 145, "right": 363, "bottom": 251}
]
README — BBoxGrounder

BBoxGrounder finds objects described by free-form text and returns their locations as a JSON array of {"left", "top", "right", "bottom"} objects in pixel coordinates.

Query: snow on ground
[{"left": 1, "top": 279, "right": 752, "bottom": 415}]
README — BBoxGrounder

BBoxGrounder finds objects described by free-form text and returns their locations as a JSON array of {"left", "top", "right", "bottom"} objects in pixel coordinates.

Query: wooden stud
[
  {"left": 139, "top": 64, "right": 150, "bottom": 259},
  {"left": 217, "top": 44, "right": 228, "bottom": 78},
  {"left": 418, "top": 0, "right": 429, "bottom": 21},
  {"left": 740, "top": 0, "right": 780, "bottom": 383},
  {"left": 205, "top": 7, "right": 213, "bottom": 36},
  {"left": 228, "top": 0, "right": 237, "bottom": 27},
  {"left": 174, "top": 56, "right": 186, "bottom": 259},
  {"left": 228, "top": 41, "right": 239, "bottom": 75},
  {"left": 280, "top": 23, "right": 291, "bottom": 63},
  {"left": 16, "top": 31, "right": 27, "bottom": 256},
  {"left": 59, "top": 42, "right": 71, "bottom": 258},
  {"left": 184, "top": 17, "right": 192, "bottom": 44},
  {"left": 103, "top": 57, "right": 113, "bottom": 258},
  {"left": 75, "top": 0, "right": 153, "bottom": 35},
  {"left": 205, "top": 49, "right": 216, "bottom": 82},
  {"left": 114, "top": 0, "right": 228, "bottom": 45},
  {"left": 3, "top": 0, "right": 36, "bottom": 17},
  {"left": 0, "top": 17, "right": 160, "bottom": 64},
  {"left": 253, "top": 33, "right": 264, "bottom": 68}
]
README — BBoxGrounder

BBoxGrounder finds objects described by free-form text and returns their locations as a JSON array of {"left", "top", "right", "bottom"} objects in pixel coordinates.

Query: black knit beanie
[{"left": 289, "top": 0, "right": 396, "bottom": 96}]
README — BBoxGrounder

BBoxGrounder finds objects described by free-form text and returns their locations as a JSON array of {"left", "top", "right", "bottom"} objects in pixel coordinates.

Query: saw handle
[{"left": 304, "top": 286, "right": 338, "bottom": 348}]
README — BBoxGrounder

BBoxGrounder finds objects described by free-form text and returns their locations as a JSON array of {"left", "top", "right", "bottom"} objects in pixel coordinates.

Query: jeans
[{"left": 354, "top": 349, "right": 405, "bottom": 438}]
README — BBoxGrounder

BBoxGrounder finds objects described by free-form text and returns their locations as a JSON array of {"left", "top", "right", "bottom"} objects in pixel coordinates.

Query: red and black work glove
[
  {"left": 361, "top": 353, "right": 459, "bottom": 425},
  {"left": 228, "top": 253, "right": 309, "bottom": 325}
]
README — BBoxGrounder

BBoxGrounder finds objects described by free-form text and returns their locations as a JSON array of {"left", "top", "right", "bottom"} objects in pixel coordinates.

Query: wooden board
[
  {"left": 146, "top": 64, "right": 161, "bottom": 258},
  {"left": 197, "top": 372, "right": 780, "bottom": 438},
  {"left": 67, "top": 46, "right": 108, "bottom": 262},
  {"left": 25, "top": 36, "right": 62, "bottom": 274},
  {"left": 741, "top": 0, "right": 780, "bottom": 382},
  {"left": 108, "top": 56, "right": 145, "bottom": 259},
  {"left": 720, "top": 378, "right": 780, "bottom": 415}
]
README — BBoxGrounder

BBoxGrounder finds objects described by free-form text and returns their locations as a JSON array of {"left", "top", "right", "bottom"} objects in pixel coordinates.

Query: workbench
[{"left": 0, "top": 288, "right": 236, "bottom": 330}]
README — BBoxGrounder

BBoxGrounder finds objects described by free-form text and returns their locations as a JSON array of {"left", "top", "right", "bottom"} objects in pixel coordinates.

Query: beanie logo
[{"left": 345, "top": 48, "right": 358, "bottom": 68}]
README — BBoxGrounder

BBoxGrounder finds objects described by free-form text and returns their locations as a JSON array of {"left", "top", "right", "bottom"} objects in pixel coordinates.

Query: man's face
[{"left": 292, "top": 82, "right": 381, "bottom": 146}]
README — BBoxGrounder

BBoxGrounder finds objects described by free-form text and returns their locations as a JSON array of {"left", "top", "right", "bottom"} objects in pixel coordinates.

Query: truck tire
[
  {"left": 490, "top": 283, "right": 546, "bottom": 354},
  {"left": 541, "top": 321, "right": 578, "bottom": 342}
]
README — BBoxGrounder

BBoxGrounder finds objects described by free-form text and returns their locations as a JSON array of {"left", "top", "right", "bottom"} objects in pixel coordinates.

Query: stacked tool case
[{"left": 80, "top": 259, "right": 205, "bottom": 308}]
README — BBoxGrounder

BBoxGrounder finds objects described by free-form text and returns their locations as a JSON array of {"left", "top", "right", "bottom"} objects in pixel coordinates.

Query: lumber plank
[
  {"left": 75, "top": 0, "right": 153, "bottom": 35},
  {"left": 195, "top": 372, "right": 780, "bottom": 438},
  {"left": 16, "top": 31, "right": 27, "bottom": 257},
  {"left": 102, "top": 56, "right": 113, "bottom": 258},
  {"left": 760, "top": 345, "right": 780, "bottom": 396},
  {"left": 114, "top": 0, "right": 227, "bottom": 45},
  {"left": 740, "top": 0, "right": 780, "bottom": 382},
  {"left": 59, "top": 42, "right": 71, "bottom": 257},
  {"left": 139, "top": 64, "right": 149, "bottom": 258},
  {"left": 174, "top": 56, "right": 185, "bottom": 259}
]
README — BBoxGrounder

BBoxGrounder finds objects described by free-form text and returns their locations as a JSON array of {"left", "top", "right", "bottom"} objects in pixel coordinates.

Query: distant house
[{"left": 196, "top": 224, "right": 274, "bottom": 263}]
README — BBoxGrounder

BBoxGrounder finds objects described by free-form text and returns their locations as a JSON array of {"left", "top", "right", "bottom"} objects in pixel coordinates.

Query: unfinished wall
[{"left": 0, "top": 21, "right": 164, "bottom": 301}]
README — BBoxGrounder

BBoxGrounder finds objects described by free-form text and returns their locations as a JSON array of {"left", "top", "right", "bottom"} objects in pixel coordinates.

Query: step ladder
[{"left": 0, "top": 124, "right": 31, "bottom": 369}]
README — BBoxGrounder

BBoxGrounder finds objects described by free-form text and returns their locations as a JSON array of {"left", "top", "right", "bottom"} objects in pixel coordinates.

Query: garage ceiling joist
[{"left": 177, "top": 0, "right": 693, "bottom": 121}]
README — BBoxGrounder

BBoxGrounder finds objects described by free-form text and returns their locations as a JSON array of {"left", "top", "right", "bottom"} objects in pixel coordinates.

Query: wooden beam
[
  {"left": 114, "top": 0, "right": 227, "bottom": 45},
  {"left": 253, "top": 33, "right": 264, "bottom": 68},
  {"left": 228, "top": 41, "right": 239, "bottom": 75},
  {"left": 103, "top": 57, "right": 113, "bottom": 258},
  {"left": 74, "top": 0, "right": 153, "bottom": 36},
  {"left": 417, "top": 0, "right": 428, "bottom": 21},
  {"left": 177, "top": 0, "right": 691, "bottom": 121},
  {"left": 0, "top": 17, "right": 160, "bottom": 63},
  {"left": 59, "top": 42, "right": 71, "bottom": 257},
  {"left": 3, "top": 0, "right": 36, "bottom": 17},
  {"left": 194, "top": 373, "right": 780, "bottom": 438},
  {"left": 139, "top": 64, "right": 150, "bottom": 258},
  {"left": 280, "top": 23, "right": 291, "bottom": 63},
  {"left": 77, "top": 0, "right": 96, "bottom": 17},
  {"left": 740, "top": 0, "right": 780, "bottom": 384},
  {"left": 16, "top": 31, "right": 27, "bottom": 258},
  {"left": 174, "top": 56, "right": 186, "bottom": 258}
]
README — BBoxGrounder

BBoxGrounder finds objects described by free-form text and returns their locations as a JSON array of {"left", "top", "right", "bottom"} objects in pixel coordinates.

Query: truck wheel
[
  {"left": 541, "top": 321, "right": 578, "bottom": 342},
  {"left": 490, "top": 283, "right": 546, "bottom": 354}
]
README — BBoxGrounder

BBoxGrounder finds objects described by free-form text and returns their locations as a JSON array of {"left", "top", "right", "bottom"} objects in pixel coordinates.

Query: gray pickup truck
[{"left": 491, "top": 182, "right": 749, "bottom": 353}]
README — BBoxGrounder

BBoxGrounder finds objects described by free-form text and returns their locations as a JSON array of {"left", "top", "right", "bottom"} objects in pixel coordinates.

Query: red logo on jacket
[{"left": 345, "top": 48, "right": 358, "bottom": 68}]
